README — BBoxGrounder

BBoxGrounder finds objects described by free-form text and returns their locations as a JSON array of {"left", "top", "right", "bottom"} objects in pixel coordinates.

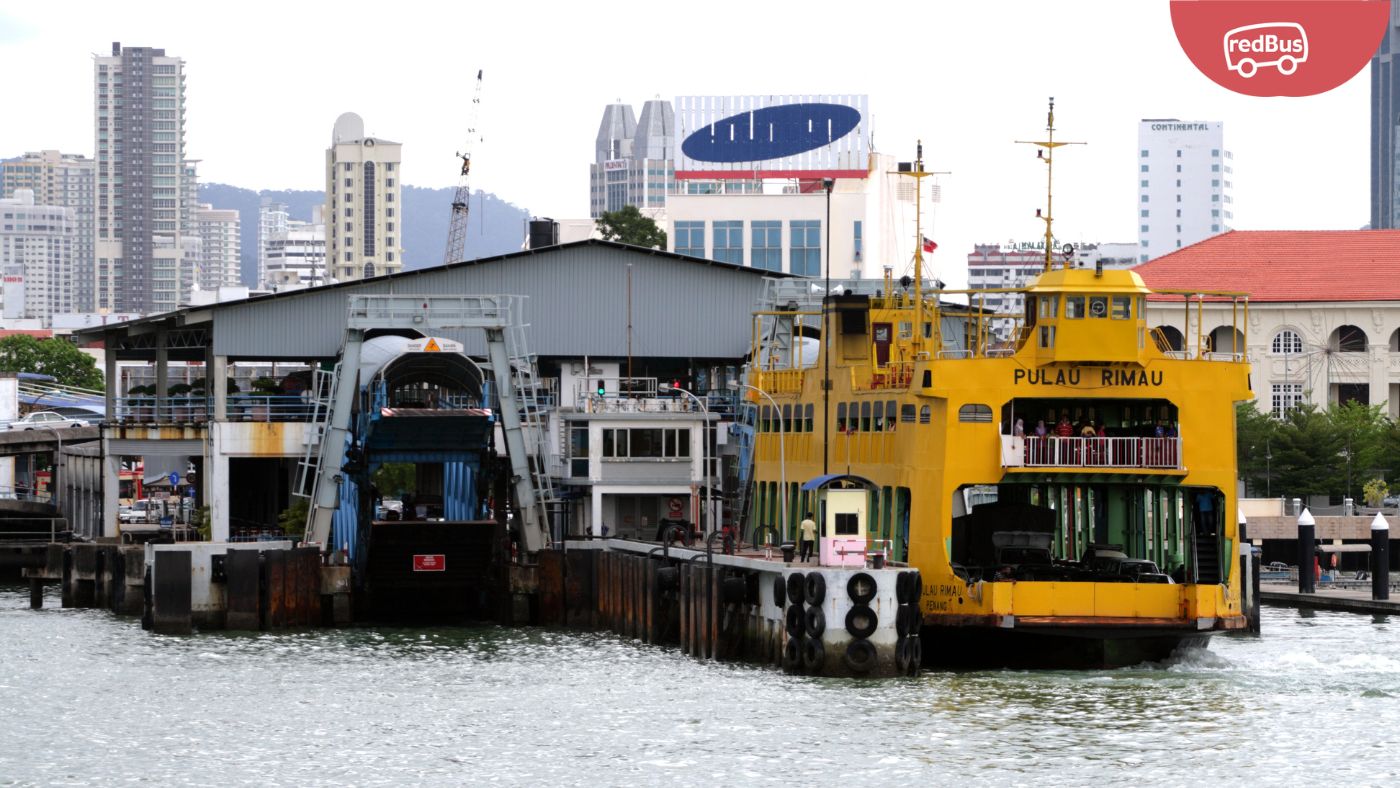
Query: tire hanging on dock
[
  {"left": 906, "top": 637, "right": 923, "bottom": 676},
  {"left": 786, "top": 572, "right": 806, "bottom": 606},
  {"left": 845, "top": 603, "right": 878, "bottom": 639},
  {"left": 784, "top": 636, "right": 803, "bottom": 671},
  {"left": 896, "top": 604, "right": 918, "bottom": 637},
  {"left": 805, "top": 572, "right": 826, "bottom": 604},
  {"left": 843, "top": 639, "right": 878, "bottom": 674},
  {"left": 785, "top": 604, "right": 806, "bottom": 637},
  {"left": 847, "top": 572, "right": 877, "bottom": 604},
  {"left": 895, "top": 636, "right": 910, "bottom": 673},
  {"left": 802, "top": 636, "right": 825, "bottom": 673},
  {"left": 804, "top": 606, "right": 826, "bottom": 638},
  {"left": 771, "top": 575, "right": 786, "bottom": 608}
]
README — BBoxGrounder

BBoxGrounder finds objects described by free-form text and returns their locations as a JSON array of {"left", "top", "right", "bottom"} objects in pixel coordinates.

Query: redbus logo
[
  {"left": 1224, "top": 22, "right": 1308, "bottom": 78},
  {"left": 1171, "top": 1, "right": 1389, "bottom": 97}
]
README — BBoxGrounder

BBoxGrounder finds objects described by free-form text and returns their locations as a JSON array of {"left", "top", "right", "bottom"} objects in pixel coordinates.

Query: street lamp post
[
  {"left": 730, "top": 381, "right": 785, "bottom": 541},
  {"left": 661, "top": 384, "right": 710, "bottom": 536}
]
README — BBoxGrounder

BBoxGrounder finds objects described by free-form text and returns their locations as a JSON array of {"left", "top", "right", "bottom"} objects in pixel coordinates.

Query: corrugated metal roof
[{"left": 83, "top": 240, "right": 790, "bottom": 361}]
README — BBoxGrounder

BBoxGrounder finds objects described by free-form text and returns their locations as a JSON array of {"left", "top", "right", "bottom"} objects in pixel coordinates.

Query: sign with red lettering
[
  {"left": 667, "top": 497, "right": 685, "bottom": 518},
  {"left": 413, "top": 554, "right": 446, "bottom": 572}
]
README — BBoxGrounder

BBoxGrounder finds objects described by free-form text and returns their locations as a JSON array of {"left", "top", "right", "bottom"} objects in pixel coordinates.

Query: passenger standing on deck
[
  {"left": 1056, "top": 414, "right": 1073, "bottom": 437},
  {"left": 799, "top": 512, "right": 817, "bottom": 563},
  {"left": 1013, "top": 418, "right": 1025, "bottom": 437}
]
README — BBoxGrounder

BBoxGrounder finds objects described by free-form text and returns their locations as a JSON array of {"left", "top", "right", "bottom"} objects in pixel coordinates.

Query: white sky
[{"left": 0, "top": 0, "right": 1372, "bottom": 288}]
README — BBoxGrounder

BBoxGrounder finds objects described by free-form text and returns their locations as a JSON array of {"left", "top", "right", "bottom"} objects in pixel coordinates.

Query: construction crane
[{"left": 443, "top": 69, "right": 484, "bottom": 265}]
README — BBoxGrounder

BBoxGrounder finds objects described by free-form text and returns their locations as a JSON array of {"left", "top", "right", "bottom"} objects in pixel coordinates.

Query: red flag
[{"left": 922, "top": 237, "right": 938, "bottom": 254}]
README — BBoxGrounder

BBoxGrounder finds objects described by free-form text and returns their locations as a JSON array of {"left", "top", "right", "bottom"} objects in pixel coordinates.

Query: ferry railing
[
  {"left": 752, "top": 368, "right": 805, "bottom": 394},
  {"left": 1011, "top": 435, "right": 1183, "bottom": 469},
  {"left": 847, "top": 363, "right": 915, "bottom": 391}
]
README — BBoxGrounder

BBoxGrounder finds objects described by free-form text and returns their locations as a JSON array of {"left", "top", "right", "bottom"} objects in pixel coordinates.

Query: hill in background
[{"left": 200, "top": 184, "right": 533, "bottom": 287}]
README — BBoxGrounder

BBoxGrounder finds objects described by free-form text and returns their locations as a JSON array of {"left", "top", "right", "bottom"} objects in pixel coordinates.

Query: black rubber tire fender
[
  {"left": 784, "top": 636, "right": 802, "bottom": 670},
  {"left": 908, "top": 571, "right": 923, "bottom": 604},
  {"left": 804, "top": 605, "right": 826, "bottom": 638},
  {"left": 785, "top": 604, "right": 805, "bottom": 637},
  {"left": 847, "top": 571, "right": 877, "bottom": 604},
  {"left": 786, "top": 572, "right": 806, "bottom": 606},
  {"left": 843, "top": 638, "right": 878, "bottom": 674},
  {"left": 771, "top": 574, "right": 787, "bottom": 608},
  {"left": 805, "top": 571, "right": 826, "bottom": 604},
  {"left": 907, "top": 636, "right": 923, "bottom": 676},
  {"left": 894, "top": 636, "right": 910, "bottom": 673},
  {"left": 895, "top": 604, "right": 919, "bottom": 637},
  {"left": 845, "top": 603, "right": 878, "bottom": 639},
  {"left": 895, "top": 571, "right": 912, "bottom": 604},
  {"left": 802, "top": 636, "right": 826, "bottom": 673}
]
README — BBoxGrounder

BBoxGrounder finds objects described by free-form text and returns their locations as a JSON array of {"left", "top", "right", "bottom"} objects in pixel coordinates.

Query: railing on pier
[
  {"left": 113, "top": 395, "right": 323, "bottom": 424},
  {"left": 1003, "top": 435, "right": 1183, "bottom": 470}
]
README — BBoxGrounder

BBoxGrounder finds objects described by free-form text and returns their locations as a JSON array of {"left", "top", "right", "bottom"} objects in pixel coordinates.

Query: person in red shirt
[{"left": 1055, "top": 414, "right": 1073, "bottom": 437}]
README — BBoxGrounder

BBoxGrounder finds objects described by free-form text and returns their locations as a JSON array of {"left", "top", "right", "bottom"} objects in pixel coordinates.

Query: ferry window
[
  {"left": 901, "top": 404, "right": 916, "bottom": 423},
  {"left": 922, "top": 371, "right": 932, "bottom": 387},
  {"left": 1038, "top": 295, "right": 1058, "bottom": 318},
  {"left": 923, "top": 322, "right": 933, "bottom": 339},
  {"left": 958, "top": 404, "right": 994, "bottom": 423},
  {"left": 1112, "top": 296, "right": 1132, "bottom": 319},
  {"left": 1137, "top": 296, "right": 1145, "bottom": 316},
  {"left": 919, "top": 405, "right": 931, "bottom": 424},
  {"left": 861, "top": 401, "right": 872, "bottom": 432},
  {"left": 805, "top": 404, "right": 814, "bottom": 432},
  {"left": 836, "top": 402, "right": 847, "bottom": 432},
  {"left": 873, "top": 402, "right": 884, "bottom": 431},
  {"left": 1039, "top": 325, "right": 1056, "bottom": 348},
  {"left": 782, "top": 404, "right": 792, "bottom": 433},
  {"left": 1089, "top": 296, "right": 1108, "bottom": 318},
  {"left": 887, "top": 400, "right": 897, "bottom": 431},
  {"left": 760, "top": 406, "right": 772, "bottom": 433},
  {"left": 1064, "top": 296, "right": 1086, "bottom": 318}
]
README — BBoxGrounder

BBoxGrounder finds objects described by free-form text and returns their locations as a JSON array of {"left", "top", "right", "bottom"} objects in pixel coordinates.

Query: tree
[
  {"left": 1235, "top": 402, "right": 1278, "bottom": 496},
  {"left": 372, "top": 462, "right": 417, "bottom": 497},
  {"left": 1270, "top": 403, "right": 1345, "bottom": 498},
  {"left": 595, "top": 205, "right": 667, "bottom": 249},
  {"left": 0, "top": 335, "right": 104, "bottom": 390},
  {"left": 1326, "top": 400, "right": 1389, "bottom": 502}
]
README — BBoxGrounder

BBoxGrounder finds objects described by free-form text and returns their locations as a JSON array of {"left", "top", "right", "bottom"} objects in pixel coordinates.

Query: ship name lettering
[
  {"left": 1012, "top": 368, "right": 1082, "bottom": 386},
  {"left": 1099, "top": 369, "right": 1164, "bottom": 387}
]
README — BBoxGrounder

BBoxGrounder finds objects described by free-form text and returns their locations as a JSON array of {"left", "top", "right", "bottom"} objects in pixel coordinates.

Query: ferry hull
[{"left": 923, "top": 624, "right": 1212, "bottom": 670}]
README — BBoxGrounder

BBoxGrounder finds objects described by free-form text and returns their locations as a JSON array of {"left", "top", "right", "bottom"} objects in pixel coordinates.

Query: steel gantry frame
[{"left": 303, "top": 294, "right": 553, "bottom": 553}]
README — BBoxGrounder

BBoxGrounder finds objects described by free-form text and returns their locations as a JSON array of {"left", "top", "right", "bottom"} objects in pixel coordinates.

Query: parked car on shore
[
  {"left": 119, "top": 499, "right": 153, "bottom": 524},
  {"left": 7, "top": 411, "right": 87, "bottom": 430}
]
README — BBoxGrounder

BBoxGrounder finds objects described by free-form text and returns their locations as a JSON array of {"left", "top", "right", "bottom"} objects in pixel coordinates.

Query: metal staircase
[
  {"left": 293, "top": 365, "right": 338, "bottom": 501},
  {"left": 502, "top": 321, "right": 560, "bottom": 544}
]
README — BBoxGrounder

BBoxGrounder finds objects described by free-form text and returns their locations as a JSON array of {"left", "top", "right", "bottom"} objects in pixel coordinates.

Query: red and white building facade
[{"left": 1136, "top": 230, "right": 1400, "bottom": 417}]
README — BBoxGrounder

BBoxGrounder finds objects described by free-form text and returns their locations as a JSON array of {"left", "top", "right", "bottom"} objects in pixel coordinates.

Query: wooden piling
[{"left": 29, "top": 577, "right": 42, "bottom": 609}]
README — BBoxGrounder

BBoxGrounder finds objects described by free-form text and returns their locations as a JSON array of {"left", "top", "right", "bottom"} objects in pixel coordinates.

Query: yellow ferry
[{"left": 742, "top": 103, "right": 1251, "bottom": 668}]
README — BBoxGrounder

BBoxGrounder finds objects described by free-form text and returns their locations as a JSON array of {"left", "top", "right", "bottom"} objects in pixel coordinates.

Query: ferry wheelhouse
[{"left": 739, "top": 114, "right": 1252, "bottom": 668}]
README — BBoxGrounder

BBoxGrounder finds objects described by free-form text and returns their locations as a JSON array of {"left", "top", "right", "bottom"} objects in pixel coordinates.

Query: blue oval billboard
[{"left": 681, "top": 102, "right": 862, "bottom": 163}]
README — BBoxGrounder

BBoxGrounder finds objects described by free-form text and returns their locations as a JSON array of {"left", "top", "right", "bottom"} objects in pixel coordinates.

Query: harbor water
[{"left": 2, "top": 585, "right": 1399, "bottom": 786}]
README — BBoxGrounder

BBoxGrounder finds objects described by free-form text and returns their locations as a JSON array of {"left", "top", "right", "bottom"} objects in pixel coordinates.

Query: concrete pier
[
  {"left": 538, "top": 539, "right": 917, "bottom": 677},
  {"left": 1262, "top": 586, "right": 1400, "bottom": 615}
]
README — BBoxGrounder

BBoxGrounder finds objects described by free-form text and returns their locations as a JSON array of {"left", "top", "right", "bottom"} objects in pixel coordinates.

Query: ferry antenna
[{"left": 1015, "top": 97, "right": 1084, "bottom": 272}]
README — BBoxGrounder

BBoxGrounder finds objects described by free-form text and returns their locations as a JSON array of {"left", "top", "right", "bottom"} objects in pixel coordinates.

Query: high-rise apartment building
[
  {"left": 324, "top": 112, "right": 403, "bottom": 281},
  {"left": 257, "top": 199, "right": 290, "bottom": 288},
  {"left": 94, "top": 43, "right": 188, "bottom": 314},
  {"left": 194, "top": 204, "right": 241, "bottom": 291},
  {"left": 0, "top": 151, "right": 95, "bottom": 311},
  {"left": 1372, "top": 6, "right": 1400, "bottom": 228},
  {"left": 1136, "top": 120, "right": 1233, "bottom": 262},
  {"left": 589, "top": 99, "right": 674, "bottom": 218},
  {"left": 0, "top": 190, "right": 76, "bottom": 323},
  {"left": 264, "top": 206, "right": 327, "bottom": 289}
]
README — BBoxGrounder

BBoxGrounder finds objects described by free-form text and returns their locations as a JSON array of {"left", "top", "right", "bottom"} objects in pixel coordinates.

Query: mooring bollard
[
  {"left": 1372, "top": 512, "right": 1390, "bottom": 602},
  {"left": 1298, "top": 508, "right": 1316, "bottom": 594}
]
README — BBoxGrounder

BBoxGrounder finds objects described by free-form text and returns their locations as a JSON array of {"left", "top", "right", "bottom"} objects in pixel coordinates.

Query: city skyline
[{"left": 0, "top": 2, "right": 1376, "bottom": 289}]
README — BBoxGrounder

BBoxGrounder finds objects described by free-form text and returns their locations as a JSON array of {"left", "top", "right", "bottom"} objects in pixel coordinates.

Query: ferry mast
[
  {"left": 1016, "top": 97, "right": 1084, "bottom": 272},
  {"left": 895, "top": 142, "right": 948, "bottom": 357}
]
